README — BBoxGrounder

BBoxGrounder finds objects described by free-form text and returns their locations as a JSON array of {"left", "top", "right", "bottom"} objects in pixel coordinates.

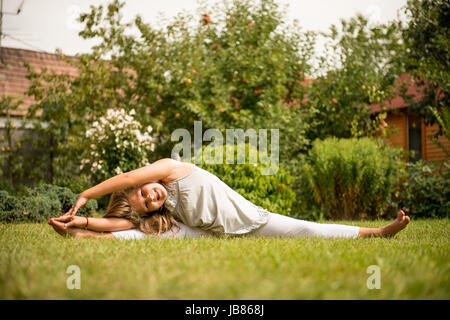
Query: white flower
[
  {"left": 147, "top": 125, "right": 153, "bottom": 133},
  {"left": 164, "top": 70, "right": 172, "bottom": 82},
  {"left": 130, "top": 109, "right": 136, "bottom": 116},
  {"left": 86, "top": 129, "right": 94, "bottom": 137},
  {"left": 115, "top": 167, "right": 122, "bottom": 175}
]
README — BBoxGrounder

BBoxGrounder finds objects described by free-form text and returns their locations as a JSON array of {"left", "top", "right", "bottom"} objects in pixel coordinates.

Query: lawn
[{"left": 0, "top": 219, "right": 449, "bottom": 299}]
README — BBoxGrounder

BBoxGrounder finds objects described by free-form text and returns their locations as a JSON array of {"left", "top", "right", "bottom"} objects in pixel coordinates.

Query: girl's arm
[
  {"left": 82, "top": 158, "right": 176, "bottom": 200},
  {"left": 66, "top": 158, "right": 177, "bottom": 217},
  {"left": 58, "top": 216, "right": 135, "bottom": 232}
]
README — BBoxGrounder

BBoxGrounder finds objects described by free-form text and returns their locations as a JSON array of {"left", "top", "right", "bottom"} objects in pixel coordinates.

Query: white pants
[{"left": 111, "top": 213, "right": 360, "bottom": 240}]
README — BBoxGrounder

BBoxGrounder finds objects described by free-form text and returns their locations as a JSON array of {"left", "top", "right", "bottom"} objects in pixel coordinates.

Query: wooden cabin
[{"left": 369, "top": 73, "right": 449, "bottom": 162}]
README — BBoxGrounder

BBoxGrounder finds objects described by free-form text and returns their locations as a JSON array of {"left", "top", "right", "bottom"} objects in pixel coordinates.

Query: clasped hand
[{"left": 47, "top": 194, "right": 90, "bottom": 229}]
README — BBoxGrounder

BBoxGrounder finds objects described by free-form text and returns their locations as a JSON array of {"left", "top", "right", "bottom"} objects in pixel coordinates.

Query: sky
[{"left": 2, "top": 0, "right": 407, "bottom": 56}]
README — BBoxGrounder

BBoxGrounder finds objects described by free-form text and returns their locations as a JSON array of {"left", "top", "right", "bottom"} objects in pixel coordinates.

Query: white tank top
[{"left": 162, "top": 165, "right": 270, "bottom": 234}]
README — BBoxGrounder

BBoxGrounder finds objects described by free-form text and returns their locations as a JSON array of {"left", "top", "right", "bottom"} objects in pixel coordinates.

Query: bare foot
[
  {"left": 379, "top": 209, "right": 410, "bottom": 238},
  {"left": 48, "top": 218, "right": 83, "bottom": 238}
]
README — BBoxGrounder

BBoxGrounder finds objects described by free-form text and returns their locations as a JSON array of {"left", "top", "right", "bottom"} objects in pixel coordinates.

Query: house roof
[
  {"left": 368, "top": 73, "right": 429, "bottom": 113},
  {"left": 0, "top": 47, "right": 78, "bottom": 116}
]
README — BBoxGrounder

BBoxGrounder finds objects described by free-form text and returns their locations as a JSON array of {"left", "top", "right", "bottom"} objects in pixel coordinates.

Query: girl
[{"left": 49, "top": 158, "right": 410, "bottom": 239}]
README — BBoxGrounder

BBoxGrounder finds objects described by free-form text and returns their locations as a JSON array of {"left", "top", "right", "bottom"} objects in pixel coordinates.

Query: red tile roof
[
  {"left": 0, "top": 47, "right": 78, "bottom": 116},
  {"left": 368, "top": 73, "right": 429, "bottom": 113}
]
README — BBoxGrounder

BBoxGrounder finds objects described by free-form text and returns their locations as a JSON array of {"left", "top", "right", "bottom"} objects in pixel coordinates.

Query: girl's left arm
[
  {"left": 65, "top": 158, "right": 177, "bottom": 217},
  {"left": 82, "top": 158, "right": 176, "bottom": 200}
]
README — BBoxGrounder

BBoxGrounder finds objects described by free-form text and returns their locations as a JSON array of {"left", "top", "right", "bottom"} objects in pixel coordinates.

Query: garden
[{"left": 0, "top": 0, "right": 449, "bottom": 300}]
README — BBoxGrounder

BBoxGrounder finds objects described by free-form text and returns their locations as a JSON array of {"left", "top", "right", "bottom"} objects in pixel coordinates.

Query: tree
[
  {"left": 25, "top": 0, "right": 316, "bottom": 184},
  {"left": 401, "top": 0, "right": 449, "bottom": 125},
  {"left": 304, "top": 14, "right": 406, "bottom": 142}
]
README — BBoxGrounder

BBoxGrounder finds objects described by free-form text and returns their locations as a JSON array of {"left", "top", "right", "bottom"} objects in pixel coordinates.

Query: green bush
[
  {"left": 195, "top": 143, "right": 296, "bottom": 216},
  {"left": 296, "top": 137, "right": 405, "bottom": 220},
  {"left": 395, "top": 161, "right": 450, "bottom": 218},
  {"left": 55, "top": 174, "right": 92, "bottom": 195},
  {"left": 0, "top": 190, "right": 25, "bottom": 222},
  {"left": 23, "top": 195, "right": 62, "bottom": 222},
  {"left": 0, "top": 184, "right": 97, "bottom": 223}
]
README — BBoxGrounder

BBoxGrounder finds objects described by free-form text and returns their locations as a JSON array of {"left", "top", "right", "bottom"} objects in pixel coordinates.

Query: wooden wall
[
  {"left": 385, "top": 110, "right": 407, "bottom": 151},
  {"left": 423, "top": 122, "right": 450, "bottom": 161},
  {"left": 384, "top": 109, "right": 449, "bottom": 162}
]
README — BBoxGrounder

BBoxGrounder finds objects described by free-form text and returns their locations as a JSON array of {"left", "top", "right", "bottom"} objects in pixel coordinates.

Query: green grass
[{"left": 0, "top": 219, "right": 449, "bottom": 299}]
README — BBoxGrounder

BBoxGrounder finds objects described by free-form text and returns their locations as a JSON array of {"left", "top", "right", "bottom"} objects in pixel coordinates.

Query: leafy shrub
[
  {"left": 55, "top": 174, "right": 92, "bottom": 195},
  {"left": 0, "top": 184, "right": 97, "bottom": 222},
  {"left": 0, "top": 190, "right": 25, "bottom": 222},
  {"left": 395, "top": 161, "right": 450, "bottom": 218},
  {"left": 296, "top": 137, "right": 405, "bottom": 220},
  {"left": 23, "top": 195, "right": 62, "bottom": 222},
  {"left": 80, "top": 108, "right": 155, "bottom": 184},
  {"left": 194, "top": 143, "right": 296, "bottom": 216}
]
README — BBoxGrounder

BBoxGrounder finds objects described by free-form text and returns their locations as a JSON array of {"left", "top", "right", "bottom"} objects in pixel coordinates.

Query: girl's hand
[
  {"left": 65, "top": 194, "right": 89, "bottom": 218},
  {"left": 49, "top": 194, "right": 89, "bottom": 225},
  {"left": 63, "top": 216, "right": 88, "bottom": 229}
]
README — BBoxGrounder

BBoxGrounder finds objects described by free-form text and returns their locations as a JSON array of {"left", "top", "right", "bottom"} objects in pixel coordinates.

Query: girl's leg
[
  {"left": 248, "top": 210, "right": 410, "bottom": 239},
  {"left": 358, "top": 209, "right": 410, "bottom": 238},
  {"left": 249, "top": 212, "right": 360, "bottom": 239},
  {"left": 49, "top": 219, "right": 114, "bottom": 239},
  {"left": 50, "top": 217, "right": 213, "bottom": 240},
  {"left": 111, "top": 222, "right": 214, "bottom": 240}
]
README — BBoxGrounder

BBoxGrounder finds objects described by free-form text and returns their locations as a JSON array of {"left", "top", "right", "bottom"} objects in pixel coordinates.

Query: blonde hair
[{"left": 103, "top": 186, "right": 179, "bottom": 236}]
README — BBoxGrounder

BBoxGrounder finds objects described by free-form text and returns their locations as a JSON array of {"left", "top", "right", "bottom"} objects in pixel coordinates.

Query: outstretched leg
[
  {"left": 110, "top": 222, "right": 214, "bottom": 240},
  {"left": 49, "top": 218, "right": 114, "bottom": 239},
  {"left": 357, "top": 209, "right": 410, "bottom": 238},
  {"left": 248, "top": 209, "right": 410, "bottom": 239},
  {"left": 49, "top": 218, "right": 214, "bottom": 240}
]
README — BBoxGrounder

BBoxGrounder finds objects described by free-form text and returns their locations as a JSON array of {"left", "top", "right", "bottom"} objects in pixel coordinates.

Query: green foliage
[
  {"left": 428, "top": 106, "right": 450, "bottom": 158},
  {"left": 24, "top": 0, "right": 313, "bottom": 183},
  {"left": 54, "top": 174, "right": 92, "bottom": 195},
  {"left": 80, "top": 108, "right": 156, "bottom": 184},
  {"left": 395, "top": 161, "right": 450, "bottom": 218},
  {"left": 195, "top": 143, "right": 296, "bottom": 216},
  {"left": 296, "top": 137, "right": 405, "bottom": 220},
  {"left": 401, "top": 0, "right": 449, "bottom": 124},
  {"left": 6, "top": 0, "right": 447, "bottom": 224},
  {"left": 0, "top": 96, "right": 27, "bottom": 190},
  {"left": 0, "top": 185, "right": 97, "bottom": 223},
  {"left": 304, "top": 14, "right": 406, "bottom": 141}
]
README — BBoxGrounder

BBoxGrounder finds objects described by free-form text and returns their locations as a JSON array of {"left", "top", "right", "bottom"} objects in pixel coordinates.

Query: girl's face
[{"left": 128, "top": 182, "right": 168, "bottom": 215}]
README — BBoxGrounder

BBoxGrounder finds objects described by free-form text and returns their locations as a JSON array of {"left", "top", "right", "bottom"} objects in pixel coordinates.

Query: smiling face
[{"left": 127, "top": 182, "right": 168, "bottom": 215}]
